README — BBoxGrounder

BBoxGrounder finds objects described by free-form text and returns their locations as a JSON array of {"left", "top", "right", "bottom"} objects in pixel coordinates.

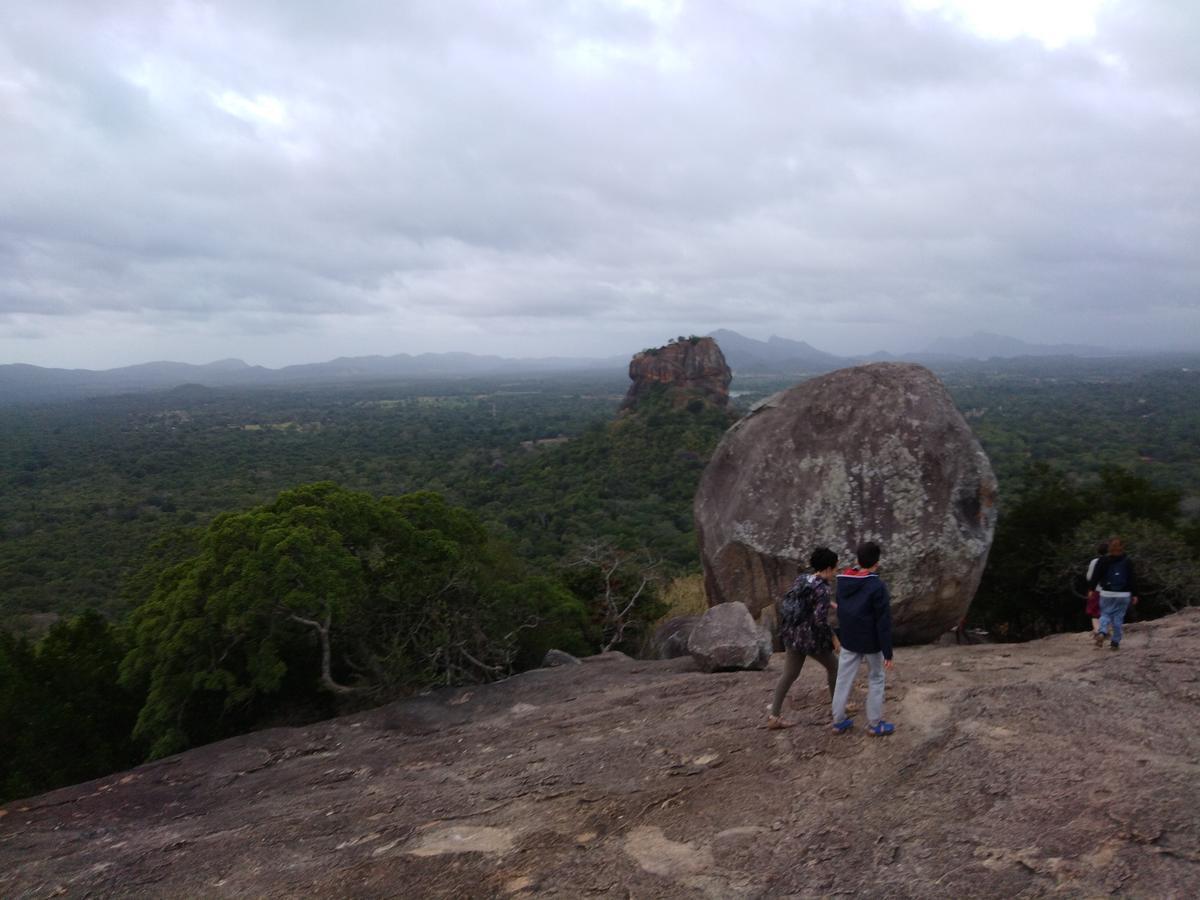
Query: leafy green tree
[
  {"left": 564, "top": 539, "right": 665, "bottom": 653},
  {"left": 120, "top": 483, "right": 590, "bottom": 758},
  {"left": 1088, "top": 465, "right": 1181, "bottom": 527},
  {"left": 0, "top": 611, "right": 144, "bottom": 804},
  {"left": 0, "top": 630, "right": 40, "bottom": 801},
  {"left": 972, "top": 464, "right": 1190, "bottom": 639},
  {"left": 1053, "top": 514, "right": 1198, "bottom": 619},
  {"left": 971, "top": 463, "right": 1092, "bottom": 637}
]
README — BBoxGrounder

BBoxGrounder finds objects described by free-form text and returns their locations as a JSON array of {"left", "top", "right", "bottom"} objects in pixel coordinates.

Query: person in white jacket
[{"left": 1084, "top": 541, "right": 1108, "bottom": 635}]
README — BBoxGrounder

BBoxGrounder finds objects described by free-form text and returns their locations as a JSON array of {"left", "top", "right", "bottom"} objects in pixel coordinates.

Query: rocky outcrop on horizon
[
  {"left": 620, "top": 336, "right": 732, "bottom": 412},
  {"left": 694, "top": 362, "right": 998, "bottom": 644},
  {"left": 3, "top": 610, "right": 1197, "bottom": 898}
]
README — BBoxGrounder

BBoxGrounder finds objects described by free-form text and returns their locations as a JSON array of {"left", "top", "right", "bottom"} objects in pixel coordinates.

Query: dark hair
[
  {"left": 809, "top": 546, "right": 838, "bottom": 571},
  {"left": 1097, "top": 542, "right": 1109, "bottom": 556},
  {"left": 856, "top": 541, "right": 881, "bottom": 569},
  {"left": 1108, "top": 536, "right": 1124, "bottom": 555}
]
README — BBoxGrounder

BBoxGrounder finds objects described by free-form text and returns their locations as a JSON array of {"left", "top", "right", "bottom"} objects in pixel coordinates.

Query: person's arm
[
  {"left": 814, "top": 583, "right": 838, "bottom": 650},
  {"left": 874, "top": 582, "right": 894, "bottom": 665},
  {"left": 1088, "top": 557, "right": 1108, "bottom": 591}
]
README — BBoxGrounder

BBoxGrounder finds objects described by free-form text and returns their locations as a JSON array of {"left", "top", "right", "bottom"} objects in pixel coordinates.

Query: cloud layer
[{"left": 2, "top": 1, "right": 1197, "bottom": 366}]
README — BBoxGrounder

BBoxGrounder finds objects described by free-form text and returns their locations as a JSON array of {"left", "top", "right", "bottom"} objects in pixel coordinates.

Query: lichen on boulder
[{"left": 694, "top": 362, "right": 997, "bottom": 644}]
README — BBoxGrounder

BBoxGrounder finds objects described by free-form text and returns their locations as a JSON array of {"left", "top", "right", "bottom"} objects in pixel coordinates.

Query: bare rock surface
[
  {"left": 687, "top": 602, "right": 772, "bottom": 672},
  {"left": 695, "top": 362, "right": 998, "bottom": 643},
  {"left": 3, "top": 611, "right": 1199, "bottom": 899},
  {"left": 621, "top": 337, "right": 731, "bottom": 412}
]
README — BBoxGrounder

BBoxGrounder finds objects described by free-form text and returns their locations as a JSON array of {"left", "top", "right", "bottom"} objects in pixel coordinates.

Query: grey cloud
[{"left": 1, "top": 0, "right": 1198, "bottom": 365}]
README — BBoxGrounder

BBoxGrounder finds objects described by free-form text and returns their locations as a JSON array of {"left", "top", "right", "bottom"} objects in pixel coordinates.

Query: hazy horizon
[
  {"left": 3, "top": 1, "right": 1198, "bottom": 369},
  {"left": 8, "top": 327, "right": 1197, "bottom": 374}
]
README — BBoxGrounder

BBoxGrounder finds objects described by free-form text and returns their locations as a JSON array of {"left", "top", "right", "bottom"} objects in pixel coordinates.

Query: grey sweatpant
[
  {"left": 832, "top": 648, "right": 885, "bottom": 727},
  {"left": 770, "top": 648, "right": 838, "bottom": 716}
]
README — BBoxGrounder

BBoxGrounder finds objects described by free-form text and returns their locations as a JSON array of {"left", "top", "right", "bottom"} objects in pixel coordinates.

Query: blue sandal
[
  {"left": 868, "top": 721, "right": 895, "bottom": 737},
  {"left": 831, "top": 717, "right": 854, "bottom": 734}
]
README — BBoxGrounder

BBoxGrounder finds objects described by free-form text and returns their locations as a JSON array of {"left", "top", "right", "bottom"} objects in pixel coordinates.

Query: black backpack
[
  {"left": 780, "top": 577, "right": 817, "bottom": 631},
  {"left": 1102, "top": 557, "right": 1131, "bottom": 592}
]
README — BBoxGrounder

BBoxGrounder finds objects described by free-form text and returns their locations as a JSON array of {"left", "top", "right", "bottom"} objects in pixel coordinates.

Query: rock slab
[
  {"left": 687, "top": 602, "right": 772, "bottom": 672},
  {"left": 694, "top": 362, "right": 998, "bottom": 644},
  {"left": 3, "top": 611, "right": 1198, "bottom": 898}
]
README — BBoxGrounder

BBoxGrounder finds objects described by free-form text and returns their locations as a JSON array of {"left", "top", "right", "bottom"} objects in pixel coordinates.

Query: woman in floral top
[{"left": 768, "top": 546, "right": 841, "bottom": 730}]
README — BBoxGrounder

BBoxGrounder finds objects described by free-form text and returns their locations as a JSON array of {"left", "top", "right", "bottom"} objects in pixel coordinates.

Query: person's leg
[
  {"left": 812, "top": 650, "right": 839, "bottom": 700},
  {"left": 1091, "top": 617, "right": 1100, "bottom": 633},
  {"left": 1097, "top": 595, "right": 1116, "bottom": 643},
  {"left": 769, "top": 649, "right": 806, "bottom": 717},
  {"left": 831, "top": 649, "right": 862, "bottom": 724},
  {"left": 865, "top": 652, "right": 886, "bottom": 727},
  {"left": 1110, "top": 596, "right": 1131, "bottom": 646}
]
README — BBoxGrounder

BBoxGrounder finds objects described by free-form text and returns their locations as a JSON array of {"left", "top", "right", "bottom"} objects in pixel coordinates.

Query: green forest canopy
[{"left": 2, "top": 360, "right": 1200, "bottom": 803}]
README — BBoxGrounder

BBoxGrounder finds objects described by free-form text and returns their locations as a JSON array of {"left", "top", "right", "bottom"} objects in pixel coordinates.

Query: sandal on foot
[
  {"left": 868, "top": 721, "right": 896, "bottom": 737},
  {"left": 766, "top": 715, "right": 792, "bottom": 730},
  {"left": 1093, "top": 631, "right": 1107, "bottom": 647},
  {"left": 831, "top": 717, "right": 854, "bottom": 734}
]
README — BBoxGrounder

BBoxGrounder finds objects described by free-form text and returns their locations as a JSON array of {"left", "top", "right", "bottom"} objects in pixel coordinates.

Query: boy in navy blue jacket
[{"left": 831, "top": 541, "right": 895, "bottom": 736}]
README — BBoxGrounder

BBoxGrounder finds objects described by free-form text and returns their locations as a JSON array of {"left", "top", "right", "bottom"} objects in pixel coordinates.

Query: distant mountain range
[
  {"left": 707, "top": 329, "right": 1124, "bottom": 373},
  {"left": 706, "top": 329, "right": 844, "bottom": 373},
  {"left": 0, "top": 330, "right": 1146, "bottom": 404},
  {"left": 0, "top": 352, "right": 635, "bottom": 404},
  {"left": 922, "top": 332, "right": 1118, "bottom": 360}
]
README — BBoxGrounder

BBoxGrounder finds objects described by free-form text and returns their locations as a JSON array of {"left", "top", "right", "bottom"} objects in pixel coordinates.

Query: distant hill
[
  {"left": 707, "top": 329, "right": 844, "bottom": 373},
  {"left": 709, "top": 329, "right": 1132, "bottom": 373},
  {"left": 923, "top": 331, "right": 1120, "bottom": 360},
  {"left": 0, "top": 352, "right": 625, "bottom": 405},
  {"left": 0, "top": 330, "right": 1163, "bottom": 404}
]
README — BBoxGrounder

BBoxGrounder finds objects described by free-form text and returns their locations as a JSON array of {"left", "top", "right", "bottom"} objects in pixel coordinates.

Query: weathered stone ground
[{"left": 3, "top": 610, "right": 1199, "bottom": 898}]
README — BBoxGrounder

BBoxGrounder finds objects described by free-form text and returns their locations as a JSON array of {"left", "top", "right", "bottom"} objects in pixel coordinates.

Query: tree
[
  {"left": 972, "top": 463, "right": 1190, "bottom": 639},
  {"left": 971, "top": 463, "right": 1093, "bottom": 638},
  {"left": 566, "top": 539, "right": 664, "bottom": 653},
  {"left": 1053, "top": 514, "right": 1198, "bottom": 619},
  {"left": 1, "top": 612, "right": 144, "bottom": 804},
  {"left": 121, "top": 483, "right": 590, "bottom": 758}
]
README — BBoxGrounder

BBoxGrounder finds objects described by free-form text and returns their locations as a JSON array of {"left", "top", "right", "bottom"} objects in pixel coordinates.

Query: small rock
[
  {"left": 541, "top": 649, "right": 582, "bottom": 668},
  {"left": 645, "top": 615, "right": 700, "bottom": 660},
  {"left": 582, "top": 651, "right": 631, "bottom": 663}
]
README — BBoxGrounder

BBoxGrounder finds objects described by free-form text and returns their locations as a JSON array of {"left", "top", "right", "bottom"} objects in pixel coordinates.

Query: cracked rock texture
[
  {"left": 695, "top": 362, "right": 998, "bottom": 643},
  {"left": 2, "top": 611, "right": 1198, "bottom": 898}
]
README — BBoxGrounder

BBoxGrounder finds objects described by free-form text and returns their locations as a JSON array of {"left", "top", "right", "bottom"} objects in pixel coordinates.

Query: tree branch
[{"left": 288, "top": 610, "right": 361, "bottom": 695}]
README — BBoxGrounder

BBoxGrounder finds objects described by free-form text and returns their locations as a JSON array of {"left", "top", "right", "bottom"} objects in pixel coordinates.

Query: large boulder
[
  {"left": 694, "top": 362, "right": 997, "bottom": 644},
  {"left": 687, "top": 602, "right": 772, "bottom": 672},
  {"left": 621, "top": 336, "right": 732, "bottom": 412}
]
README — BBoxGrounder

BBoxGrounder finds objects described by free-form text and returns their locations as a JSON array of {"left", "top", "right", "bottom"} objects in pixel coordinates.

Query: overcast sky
[{"left": 2, "top": 1, "right": 1197, "bottom": 369}]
